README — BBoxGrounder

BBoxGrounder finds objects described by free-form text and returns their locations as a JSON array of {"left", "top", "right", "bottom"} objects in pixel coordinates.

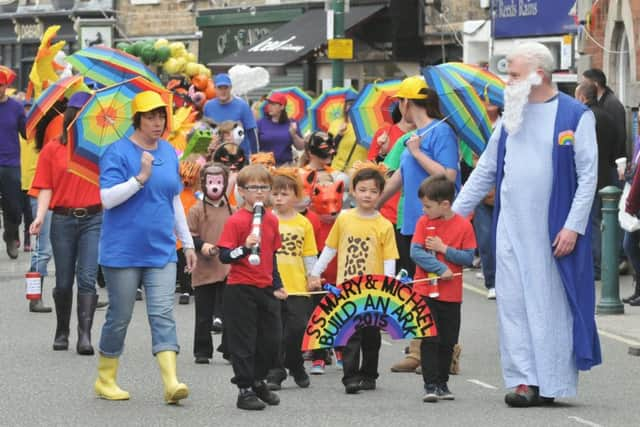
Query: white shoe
[
  {"left": 475, "top": 272, "right": 485, "bottom": 280},
  {"left": 487, "top": 288, "right": 496, "bottom": 300}
]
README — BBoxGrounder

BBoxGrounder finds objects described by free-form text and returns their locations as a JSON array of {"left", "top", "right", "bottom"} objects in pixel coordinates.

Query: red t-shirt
[
  {"left": 412, "top": 214, "right": 476, "bottom": 303},
  {"left": 368, "top": 124, "right": 406, "bottom": 224},
  {"left": 217, "top": 208, "right": 282, "bottom": 287},
  {"left": 31, "top": 138, "right": 101, "bottom": 209}
]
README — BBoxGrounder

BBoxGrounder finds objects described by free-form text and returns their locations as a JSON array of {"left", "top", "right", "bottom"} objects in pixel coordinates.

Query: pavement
[{"left": 1, "top": 242, "right": 640, "bottom": 427}]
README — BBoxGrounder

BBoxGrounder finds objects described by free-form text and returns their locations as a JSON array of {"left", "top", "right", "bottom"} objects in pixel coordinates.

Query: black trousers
[
  {"left": 420, "top": 298, "right": 461, "bottom": 386},
  {"left": 193, "top": 281, "right": 225, "bottom": 358},
  {"left": 396, "top": 232, "right": 416, "bottom": 278},
  {"left": 269, "top": 296, "right": 313, "bottom": 376},
  {"left": 341, "top": 326, "right": 381, "bottom": 385},
  {"left": 176, "top": 249, "right": 192, "bottom": 294},
  {"left": 224, "top": 285, "right": 282, "bottom": 388}
]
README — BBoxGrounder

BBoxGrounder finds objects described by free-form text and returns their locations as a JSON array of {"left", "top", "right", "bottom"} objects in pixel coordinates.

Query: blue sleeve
[
  {"left": 410, "top": 243, "right": 448, "bottom": 275},
  {"left": 444, "top": 247, "right": 475, "bottom": 267},
  {"left": 432, "top": 125, "right": 459, "bottom": 170},
  {"left": 241, "top": 102, "right": 257, "bottom": 130},
  {"left": 272, "top": 253, "right": 283, "bottom": 290},
  {"left": 99, "top": 143, "right": 128, "bottom": 189}
]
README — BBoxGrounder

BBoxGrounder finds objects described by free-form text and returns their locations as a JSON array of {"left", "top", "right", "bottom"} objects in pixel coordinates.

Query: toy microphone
[{"left": 248, "top": 201, "right": 264, "bottom": 265}]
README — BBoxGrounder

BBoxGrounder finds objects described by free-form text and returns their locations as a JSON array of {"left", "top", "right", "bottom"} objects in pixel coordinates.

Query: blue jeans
[
  {"left": 29, "top": 197, "right": 52, "bottom": 276},
  {"left": 473, "top": 203, "right": 495, "bottom": 289},
  {"left": 49, "top": 212, "right": 101, "bottom": 295},
  {"left": 623, "top": 231, "right": 640, "bottom": 276},
  {"left": 99, "top": 263, "right": 179, "bottom": 357}
]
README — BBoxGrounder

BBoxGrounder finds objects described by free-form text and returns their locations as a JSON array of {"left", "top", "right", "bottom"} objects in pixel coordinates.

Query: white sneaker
[
  {"left": 487, "top": 288, "right": 496, "bottom": 300},
  {"left": 475, "top": 272, "right": 485, "bottom": 280}
]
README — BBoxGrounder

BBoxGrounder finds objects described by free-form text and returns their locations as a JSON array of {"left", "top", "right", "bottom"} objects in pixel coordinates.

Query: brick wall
[{"left": 116, "top": 0, "right": 201, "bottom": 38}]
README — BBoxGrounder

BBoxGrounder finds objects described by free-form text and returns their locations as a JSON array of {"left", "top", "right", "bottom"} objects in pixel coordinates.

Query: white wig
[{"left": 507, "top": 42, "right": 555, "bottom": 78}]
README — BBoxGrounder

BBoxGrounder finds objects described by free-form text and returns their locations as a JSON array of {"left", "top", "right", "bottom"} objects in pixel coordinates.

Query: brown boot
[
  {"left": 449, "top": 343, "right": 462, "bottom": 375},
  {"left": 391, "top": 339, "right": 421, "bottom": 372}
]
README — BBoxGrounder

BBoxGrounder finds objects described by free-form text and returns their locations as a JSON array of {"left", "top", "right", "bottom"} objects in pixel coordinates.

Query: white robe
[{"left": 453, "top": 99, "right": 597, "bottom": 397}]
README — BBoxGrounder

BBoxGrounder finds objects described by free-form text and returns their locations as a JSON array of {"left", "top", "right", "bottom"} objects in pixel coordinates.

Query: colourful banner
[{"left": 302, "top": 274, "right": 438, "bottom": 350}]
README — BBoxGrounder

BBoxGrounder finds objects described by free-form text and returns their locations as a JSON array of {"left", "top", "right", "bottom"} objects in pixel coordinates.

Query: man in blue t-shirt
[
  {"left": 203, "top": 73, "right": 258, "bottom": 156},
  {"left": 0, "top": 74, "right": 25, "bottom": 259}
]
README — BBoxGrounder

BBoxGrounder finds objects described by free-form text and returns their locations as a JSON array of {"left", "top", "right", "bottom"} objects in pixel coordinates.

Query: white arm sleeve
[
  {"left": 384, "top": 259, "right": 396, "bottom": 277},
  {"left": 100, "top": 177, "right": 141, "bottom": 210},
  {"left": 173, "top": 195, "right": 194, "bottom": 249},
  {"left": 303, "top": 255, "right": 318, "bottom": 275},
  {"left": 311, "top": 246, "right": 337, "bottom": 277}
]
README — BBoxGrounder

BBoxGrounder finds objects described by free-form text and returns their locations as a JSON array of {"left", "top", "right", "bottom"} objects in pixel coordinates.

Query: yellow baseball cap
[
  {"left": 131, "top": 91, "right": 167, "bottom": 114},
  {"left": 394, "top": 76, "right": 428, "bottom": 99}
]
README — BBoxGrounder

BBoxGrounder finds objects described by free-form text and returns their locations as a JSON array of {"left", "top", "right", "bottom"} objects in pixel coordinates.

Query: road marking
[
  {"left": 568, "top": 416, "right": 602, "bottom": 427},
  {"left": 465, "top": 281, "right": 640, "bottom": 348},
  {"left": 466, "top": 379, "right": 498, "bottom": 390}
]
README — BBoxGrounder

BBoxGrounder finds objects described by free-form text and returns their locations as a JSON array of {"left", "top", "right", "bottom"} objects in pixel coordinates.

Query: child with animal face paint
[{"left": 187, "top": 163, "right": 233, "bottom": 364}]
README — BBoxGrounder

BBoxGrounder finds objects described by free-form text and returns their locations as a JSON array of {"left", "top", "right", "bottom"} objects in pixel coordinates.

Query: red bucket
[{"left": 25, "top": 271, "right": 42, "bottom": 300}]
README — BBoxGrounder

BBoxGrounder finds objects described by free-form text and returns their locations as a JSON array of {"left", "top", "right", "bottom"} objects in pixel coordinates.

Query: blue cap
[
  {"left": 345, "top": 90, "right": 358, "bottom": 102},
  {"left": 214, "top": 73, "right": 232, "bottom": 87},
  {"left": 68, "top": 92, "right": 92, "bottom": 109}
]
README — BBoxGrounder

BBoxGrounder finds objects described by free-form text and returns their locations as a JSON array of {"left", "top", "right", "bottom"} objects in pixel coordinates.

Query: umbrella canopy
[
  {"left": 0, "top": 65, "right": 17, "bottom": 85},
  {"left": 348, "top": 80, "right": 401, "bottom": 149},
  {"left": 255, "top": 87, "right": 314, "bottom": 135},
  {"left": 67, "top": 46, "right": 162, "bottom": 88},
  {"left": 422, "top": 66, "right": 492, "bottom": 155},
  {"left": 309, "top": 87, "right": 358, "bottom": 132},
  {"left": 67, "top": 76, "right": 173, "bottom": 184},
  {"left": 435, "top": 62, "right": 505, "bottom": 108},
  {"left": 25, "top": 75, "right": 85, "bottom": 139}
]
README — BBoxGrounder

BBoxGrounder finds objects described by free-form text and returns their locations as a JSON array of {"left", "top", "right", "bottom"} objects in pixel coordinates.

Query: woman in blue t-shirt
[
  {"left": 377, "top": 76, "right": 460, "bottom": 278},
  {"left": 94, "top": 91, "right": 196, "bottom": 404},
  {"left": 256, "top": 92, "right": 305, "bottom": 165}
]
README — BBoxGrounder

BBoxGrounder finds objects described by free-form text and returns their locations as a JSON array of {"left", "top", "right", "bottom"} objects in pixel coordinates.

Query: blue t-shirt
[
  {"left": 203, "top": 97, "right": 257, "bottom": 155},
  {"left": 256, "top": 118, "right": 301, "bottom": 165},
  {"left": 99, "top": 138, "right": 181, "bottom": 267},
  {"left": 0, "top": 97, "right": 26, "bottom": 167},
  {"left": 400, "top": 120, "right": 460, "bottom": 236}
]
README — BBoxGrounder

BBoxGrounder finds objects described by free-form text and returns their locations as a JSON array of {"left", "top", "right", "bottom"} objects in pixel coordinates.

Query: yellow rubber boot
[
  {"left": 156, "top": 351, "right": 189, "bottom": 404},
  {"left": 94, "top": 356, "right": 130, "bottom": 400}
]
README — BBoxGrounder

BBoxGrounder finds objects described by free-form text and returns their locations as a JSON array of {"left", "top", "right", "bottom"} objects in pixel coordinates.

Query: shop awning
[{"left": 212, "top": 4, "right": 385, "bottom": 67}]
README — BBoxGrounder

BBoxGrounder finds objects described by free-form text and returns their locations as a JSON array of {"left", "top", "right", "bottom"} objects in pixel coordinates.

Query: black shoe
[
  {"left": 292, "top": 370, "right": 310, "bottom": 388},
  {"left": 423, "top": 383, "right": 438, "bottom": 403},
  {"left": 76, "top": 293, "right": 97, "bottom": 355},
  {"left": 344, "top": 381, "right": 360, "bottom": 394},
  {"left": 179, "top": 293, "right": 190, "bottom": 304},
  {"left": 505, "top": 384, "right": 541, "bottom": 407},
  {"left": 136, "top": 289, "right": 143, "bottom": 301},
  {"left": 5, "top": 239, "right": 18, "bottom": 259},
  {"left": 194, "top": 357, "right": 210, "bottom": 364},
  {"left": 359, "top": 378, "right": 376, "bottom": 390},
  {"left": 629, "top": 295, "right": 640, "bottom": 306},
  {"left": 29, "top": 299, "right": 52, "bottom": 313},
  {"left": 265, "top": 369, "right": 287, "bottom": 391},
  {"left": 619, "top": 260, "right": 630, "bottom": 275},
  {"left": 437, "top": 383, "right": 455, "bottom": 400},
  {"left": 211, "top": 318, "right": 223, "bottom": 334},
  {"left": 541, "top": 396, "right": 555, "bottom": 405},
  {"left": 253, "top": 382, "right": 280, "bottom": 405},
  {"left": 624, "top": 275, "right": 640, "bottom": 303},
  {"left": 237, "top": 389, "right": 265, "bottom": 410}
]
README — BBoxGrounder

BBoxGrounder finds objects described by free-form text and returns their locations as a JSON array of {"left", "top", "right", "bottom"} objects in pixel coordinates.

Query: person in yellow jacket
[{"left": 330, "top": 91, "right": 368, "bottom": 172}]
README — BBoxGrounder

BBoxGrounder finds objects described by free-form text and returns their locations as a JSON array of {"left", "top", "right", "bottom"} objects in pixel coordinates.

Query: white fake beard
[{"left": 502, "top": 78, "right": 534, "bottom": 135}]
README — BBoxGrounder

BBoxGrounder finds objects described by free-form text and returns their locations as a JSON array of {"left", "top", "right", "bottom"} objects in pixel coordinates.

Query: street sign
[
  {"left": 493, "top": 0, "right": 578, "bottom": 38},
  {"left": 327, "top": 38, "right": 353, "bottom": 59}
]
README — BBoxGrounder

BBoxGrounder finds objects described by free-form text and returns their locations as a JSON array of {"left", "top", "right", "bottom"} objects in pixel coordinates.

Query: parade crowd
[{"left": 1, "top": 41, "right": 637, "bottom": 410}]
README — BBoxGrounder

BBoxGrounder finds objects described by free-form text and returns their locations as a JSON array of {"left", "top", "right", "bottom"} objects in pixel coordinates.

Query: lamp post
[{"left": 331, "top": 0, "right": 345, "bottom": 87}]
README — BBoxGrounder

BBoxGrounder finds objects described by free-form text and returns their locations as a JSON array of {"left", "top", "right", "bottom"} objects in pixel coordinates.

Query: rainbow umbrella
[
  {"left": 309, "top": 87, "right": 358, "bottom": 132},
  {"left": 349, "top": 80, "right": 401, "bottom": 149},
  {"left": 435, "top": 62, "right": 505, "bottom": 108},
  {"left": 0, "top": 65, "right": 16, "bottom": 85},
  {"left": 422, "top": 66, "right": 492, "bottom": 155},
  {"left": 25, "top": 75, "right": 85, "bottom": 139},
  {"left": 255, "top": 87, "right": 313, "bottom": 135},
  {"left": 67, "top": 46, "right": 162, "bottom": 88},
  {"left": 67, "top": 76, "right": 173, "bottom": 184}
]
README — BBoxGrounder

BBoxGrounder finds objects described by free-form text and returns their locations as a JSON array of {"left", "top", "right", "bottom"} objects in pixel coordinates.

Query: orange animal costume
[{"left": 177, "top": 160, "right": 202, "bottom": 304}]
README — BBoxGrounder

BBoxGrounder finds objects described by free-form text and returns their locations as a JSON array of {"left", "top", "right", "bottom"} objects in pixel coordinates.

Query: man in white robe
[{"left": 453, "top": 42, "right": 601, "bottom": 407}]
